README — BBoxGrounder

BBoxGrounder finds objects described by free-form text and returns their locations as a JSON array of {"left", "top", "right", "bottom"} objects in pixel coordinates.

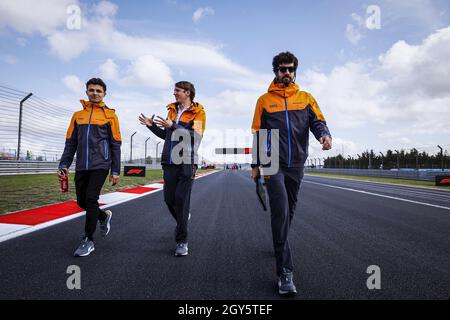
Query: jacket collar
[
  {"left": 167, "top": 102, "right": 204, "bottom": 114},
  {"left": 268, "top": 80, "right": 299, "bottom": 98},
  {"left": 80, "top": 99, "right": 106, "bottom": 109}
]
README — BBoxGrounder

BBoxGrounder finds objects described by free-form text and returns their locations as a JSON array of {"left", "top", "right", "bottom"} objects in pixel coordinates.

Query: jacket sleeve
[
  {"left": 251, "top": 98, "right": 264, "bottom": 168},
  {"left": 59, "top": 114, "right": 78, "bottom": 169},
  {"left": 308, "top": 94, "right": 331, "bottom": 140},
  {"left": 191, "top": 109, "right": 206, "bottom": 160},
  {"left": 109, "top": 113, "right": 122, "bottom": 175},
  {"left": 148, "top": 123, "right": 167, "bottom": 140}
]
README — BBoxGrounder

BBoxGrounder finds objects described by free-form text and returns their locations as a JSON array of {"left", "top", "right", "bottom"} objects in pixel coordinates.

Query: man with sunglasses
[
  {"left": 251, "top": 52, "right": 332, "bottom": 295},
  {"left": 139, "top": 81, "right": 206, "bottom": 257}
]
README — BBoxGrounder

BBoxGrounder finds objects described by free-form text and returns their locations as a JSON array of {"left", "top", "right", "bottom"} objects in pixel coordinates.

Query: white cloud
[
  {"left": 0, "top": 0, "right": 78, "bottom": 35},
  {"left": 122, "top": 55, "right": 173, "bottom": 89},
  {"left": 300, "top": 62, "right": 390, "bottom": 129},
  {"left": 47, "top": 31, "right": 90, "bottom": 62},
  {"left": 0, "top": 0, "right": 265, "bottom": 162},
  {"left": 1, "top": 0, "right": 252, "bottom": 83},
  {"left": 99, "top": 58, "right": 119, "bottom": 80},
  {"left": 46, "top": 13, "right": 116, "bottom": 62},
  {"left": 203, "top": 89, "right": 260, "bottom": 117},
  {"left": 214, "top": 74, "right": 272, "bottom": 91},
  {"left": 204, "top": 24, "right": 450, "bottom": 154},
  {"left": 62, "top": 75, "right": 84, "bottom": 94},
  {"left": 104, "top": 31, "right": 250, "bottom": 75},
  {"left": 345, "top": 11, "right": 366, "bottom": 45},
  {"left": 346, "top": 23, "right": 363, "bottom": 45},
  {"left": 193, "top": 7, "right": 215, "bottom": 23},
  {"left": 379, "top": 26, "right": 450, "bottom": 98},
  {"left": 299, "top": 25, "right": 450, "bottom": 155},
  {"left": 92, "top": 0, "right": 118, "bottom": 17},
  {"left": 309, "top": 137, "right": 358, "bottom": 158},
  {"left": 37, "top": 3, "right": 250, "bottom": 77},
  {"left": 351, "top": 13, "right": 364, "bottom": 27}
]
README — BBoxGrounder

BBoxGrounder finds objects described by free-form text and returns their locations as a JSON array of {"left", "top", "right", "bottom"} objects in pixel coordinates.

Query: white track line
[
  {"left": 99, "top": 192, "right": 140, "bottom": 203},
  {"left": 304, "top": 180, "right": 450, "bottom": 211},
  {"left": 0, "top": 223, "right": 30, "bottom": 237},
  {"left": 304, "top": 174, "right": 450, "bottom": 193}
]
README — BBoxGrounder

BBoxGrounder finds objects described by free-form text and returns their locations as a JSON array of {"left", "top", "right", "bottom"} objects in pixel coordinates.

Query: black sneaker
[{"left": 278, "top": 268, "right": 297, "bottom": 295}]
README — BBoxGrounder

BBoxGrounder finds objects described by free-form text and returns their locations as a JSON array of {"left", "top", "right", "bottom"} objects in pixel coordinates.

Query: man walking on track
[
  {"left": 251, "top": 52, "right": 332, "bottom": 295},
  {"left": 139, "top": 81, "right": 206, "bottom": 257},
  {"left": 58, "top": 78, "right": 122, "bottom": 257}
]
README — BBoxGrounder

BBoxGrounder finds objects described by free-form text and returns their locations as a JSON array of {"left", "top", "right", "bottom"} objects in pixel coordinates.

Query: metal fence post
[
  {"left": 145, "top": 137, "right": 151, "bottom": 164},
  {"left": 130, "top": 132, "right": 137, "bottom": 163},
  {"left": 438, "top": 145, "right": 443, "bottom": 171},
  {"left": 17, "top": 93, "right": 33, "bottom": 160}
]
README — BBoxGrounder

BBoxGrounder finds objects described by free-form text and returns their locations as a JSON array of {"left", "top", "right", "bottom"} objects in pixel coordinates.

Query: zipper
[
  {"left": 284, "top": 97, "right": 292, "bottom": 167},
  {"left": 169, "top": 112, "right": 175, "bottom": 165},
  {"left": 85, "top": 107, "right": 94, "bottom": 170}
]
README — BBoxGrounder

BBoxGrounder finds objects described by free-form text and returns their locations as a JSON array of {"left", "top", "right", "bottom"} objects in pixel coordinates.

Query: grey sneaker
[
  {"left": 175, "top": 243, "right": 188, "bottom": 256},
  {"left": 99, "top": 210, "right": 112, "bottom": 237},
  {"left": 74, "top": 237, "right": 95, "bottom": 257},
  {"left": 278, "top": 268, "right": 297, "bottom": 295}
]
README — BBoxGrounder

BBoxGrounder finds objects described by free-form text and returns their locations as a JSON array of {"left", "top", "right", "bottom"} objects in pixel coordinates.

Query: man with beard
[{"left": 251, "top": 52, "right": 332, "bottom": 295}]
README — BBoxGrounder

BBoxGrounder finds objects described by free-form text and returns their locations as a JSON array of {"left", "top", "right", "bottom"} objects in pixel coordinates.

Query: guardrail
[
  {"left": 0, "top": 160, "right": 162, "bottom": 175},
  {"left": 305, "top": 168, "right": 450, "bottom": 181}
]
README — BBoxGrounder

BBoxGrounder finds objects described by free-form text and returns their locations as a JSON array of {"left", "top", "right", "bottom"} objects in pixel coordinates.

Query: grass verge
[{"left": 0, "top": 169, "right": 215, "bottom": 215}]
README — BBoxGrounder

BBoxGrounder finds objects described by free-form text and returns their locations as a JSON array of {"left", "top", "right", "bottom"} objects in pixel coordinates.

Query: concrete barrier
[{"left": 0, "top": 160, "right": 162, "bottom": 175}]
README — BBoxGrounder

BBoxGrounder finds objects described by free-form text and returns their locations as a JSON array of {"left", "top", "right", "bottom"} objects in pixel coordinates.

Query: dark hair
[
  {"left": 175, "top": 81, "right": 195, "bottom": 101},
  {"left": 86, "top": 78, "right": 107, "bottom": 92},
  {"left": 272, "top": 51, "right": 299, "bottom": 73}
]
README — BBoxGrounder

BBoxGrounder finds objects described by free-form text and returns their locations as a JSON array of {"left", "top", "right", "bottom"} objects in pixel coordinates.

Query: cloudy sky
[{"left": 1, "top": 0, "right": 450, "bottom": 163}]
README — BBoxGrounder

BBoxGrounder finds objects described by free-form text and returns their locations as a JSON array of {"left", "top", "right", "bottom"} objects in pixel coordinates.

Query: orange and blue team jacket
[
  {"left": 251, "top": 80, "right": 331, "bottom": 168},
  {"left": 149, "top": 102, "right": 206, "bottom": 165},
  {"left": 59, "top": 100, "right": 122, "bottom": 175}
]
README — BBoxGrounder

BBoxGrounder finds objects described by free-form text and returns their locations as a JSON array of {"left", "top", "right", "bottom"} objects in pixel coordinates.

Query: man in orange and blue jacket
[
  {"left": 58, "top": 78, "right": 122, "bottom": 257},
  {"left": 251, "top": 52, "right": 332, "bottom": 295},
  {"left": 139, "top": 81, "right": 206, "bottom": 257}
]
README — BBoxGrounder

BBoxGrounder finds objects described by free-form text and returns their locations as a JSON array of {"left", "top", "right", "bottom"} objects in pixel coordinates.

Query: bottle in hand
[{"left": 59, "top": 169, "right": 69, "bottom": 193}]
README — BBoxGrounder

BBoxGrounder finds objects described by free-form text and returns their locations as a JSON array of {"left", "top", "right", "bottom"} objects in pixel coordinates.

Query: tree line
[{"left": 322, "top": 148, "right": 448, "bottom": 170}]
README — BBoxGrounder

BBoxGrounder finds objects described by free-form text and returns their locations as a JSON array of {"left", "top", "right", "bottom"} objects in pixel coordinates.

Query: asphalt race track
[{"left": 1, "top": 170, "right": 449, "bottom": 299}]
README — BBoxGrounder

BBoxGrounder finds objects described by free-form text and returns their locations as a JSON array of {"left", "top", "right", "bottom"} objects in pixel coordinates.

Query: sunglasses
[{"left": 277, "top": 66, "right": 296, "bottom": 73}]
